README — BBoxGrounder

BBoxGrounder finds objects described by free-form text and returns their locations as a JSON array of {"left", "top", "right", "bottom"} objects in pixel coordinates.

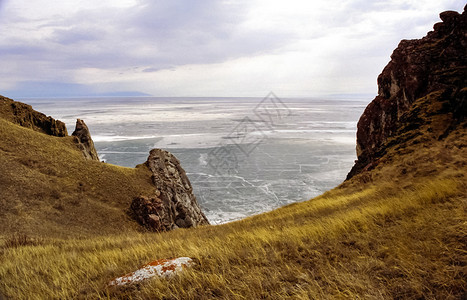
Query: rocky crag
[
  {"left": 348, "top": 6, "right": 467, "bottom": 179},
  {"left": 71, "top": 119, "right": 100, "bottom": 161},
  {"left": 0, "top": 96, "right": 208, "bottom": 233},
  {"left": 131, "top": 149, "right": 210, "bottom": 231},
  {"left": 0, "top": 95, "right": 68, "bottom": 137}
]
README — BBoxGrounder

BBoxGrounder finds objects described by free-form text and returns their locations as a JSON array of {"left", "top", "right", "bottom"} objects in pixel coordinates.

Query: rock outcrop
[
  {"left": 131, "top": 149, "right": 209, "bottom": 231},
  {"left": 0, "top": 96, "right": 102, "bottom": 161},
  {"left": 131, "top": 196, "right": 167, "bottom": 231},
  {"left": 71, "top": 119, "right": 100, "bottom": 161},
  {"left": 347, "top": 6, "right": 467, "bottom": 179},
  {"left": 0, "top": 95, "right": 68, "bottom": 137}
]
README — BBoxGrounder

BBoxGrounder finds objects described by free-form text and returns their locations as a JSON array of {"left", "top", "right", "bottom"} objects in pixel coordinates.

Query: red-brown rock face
[{"left": 347, "top": 6, "right": 467, "bottom": 179}]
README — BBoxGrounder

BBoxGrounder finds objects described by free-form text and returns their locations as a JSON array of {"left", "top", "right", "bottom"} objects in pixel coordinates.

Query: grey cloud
[
  {"left": 128, "top": 0, "right": 248, "bottom": 39},
  {"left": 51, "top": 26, "right": 105, "bottom": 45},
  {"left": 1, "top": 0, "right": 298, "bottom": 96},
  {"left": 117, "top": 0, "right": 295, "bottom": 67},
  {"left": 142, "top": 67, "right": 165, "bottom": 72},
  {"left": 3, "top": 0, "right": 464, "bottom": 97},
  {"left": 27, "top": 0, "right": 296, "bottom": 70},
  {"left": 0, "top": 44, "right": 46, "bottom": 56}
]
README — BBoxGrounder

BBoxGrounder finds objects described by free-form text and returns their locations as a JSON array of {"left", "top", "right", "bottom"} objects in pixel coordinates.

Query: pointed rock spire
[{"left": 72, "top": 119, "right": 99, "bottom": 161}]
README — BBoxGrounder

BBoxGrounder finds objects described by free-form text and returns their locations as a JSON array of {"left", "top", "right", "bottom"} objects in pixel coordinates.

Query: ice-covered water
[{"left": 24, "top": 96, "right": 367, "bottom": 224}]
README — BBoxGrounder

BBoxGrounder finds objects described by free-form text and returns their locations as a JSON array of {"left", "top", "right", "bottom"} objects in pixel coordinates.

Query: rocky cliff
[
  {"left": 0, "top": 96, "right": 209, "bottom": 235},
  {"left": 0, "top": 95, "right": 68, "bottom": 137},
  {"left": 347, "top": 5, "right": 467, "bottom": 179},
  {"left": 0, "top": 95, "right": 100, "bottom": 161},
  {"left": 131, "top": 149, "right": 210, "bottom": 231}
]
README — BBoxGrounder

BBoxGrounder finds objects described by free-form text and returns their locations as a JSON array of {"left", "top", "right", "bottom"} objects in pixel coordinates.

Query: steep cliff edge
[
  {"left": 348, "top": 6, "right": 467, "bottom": 179},
  {"left": 0, "top": 95, "right": 68, "bottom": 137},
  {"left": 0, "top": 95, "right": 100, "bottom": 160},
  {"left": 0, "top": 96, "right": 208, "bottom": 237}
]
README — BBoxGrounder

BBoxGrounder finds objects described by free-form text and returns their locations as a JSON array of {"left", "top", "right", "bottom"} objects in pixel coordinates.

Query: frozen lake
[{"left": 24, "top": 95, "right": 367, "bottom": 224}]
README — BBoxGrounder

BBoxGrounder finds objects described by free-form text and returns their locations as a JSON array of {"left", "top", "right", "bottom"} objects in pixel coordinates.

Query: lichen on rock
[{"left": 108, "top": 257, "right": 194, "bottom": 286}]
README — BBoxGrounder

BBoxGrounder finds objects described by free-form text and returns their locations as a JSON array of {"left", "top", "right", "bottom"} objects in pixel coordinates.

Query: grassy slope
[
  {"left": 0, "top": 91, "right": 466, "bottom": 299},
  {"left": 0, "top": 117, "right": 156, "bottom": 238}
]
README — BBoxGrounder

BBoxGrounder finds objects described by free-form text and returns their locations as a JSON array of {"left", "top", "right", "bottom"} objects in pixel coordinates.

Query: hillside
[
  {"left": 0, "top": 95, "right": 208, "bottom": 238},
  {"left": 1, "top": 7, "right": 467, "bottom": 300},
  {"left": 0, "top": 96, "right": 157, "bottom": 237}
]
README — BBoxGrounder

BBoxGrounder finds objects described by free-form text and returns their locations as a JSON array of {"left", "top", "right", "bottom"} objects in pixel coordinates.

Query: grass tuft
[{"left": 2, "top": 233, "right": 44, "bottom": 249}]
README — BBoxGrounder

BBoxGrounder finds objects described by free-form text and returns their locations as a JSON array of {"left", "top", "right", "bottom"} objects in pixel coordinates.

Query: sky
[{"left": 0, "top": 0, "right": 464, "bottom": 98}]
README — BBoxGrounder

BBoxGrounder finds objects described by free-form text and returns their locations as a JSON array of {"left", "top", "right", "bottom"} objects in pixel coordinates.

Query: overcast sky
[{"left": 0, "top": 0, "right": 464, "bottom": 98}]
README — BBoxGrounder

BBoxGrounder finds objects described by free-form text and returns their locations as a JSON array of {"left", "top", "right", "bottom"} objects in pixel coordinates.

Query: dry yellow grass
[
  {"left": 0, "top": 117, "right": 156, "bottom": 238},
  {"left": 0, "top": 90, "right": 466, "bottom": 299},
  {"left": 0, "top": 173, "right": 465, "bottom": 299}
]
